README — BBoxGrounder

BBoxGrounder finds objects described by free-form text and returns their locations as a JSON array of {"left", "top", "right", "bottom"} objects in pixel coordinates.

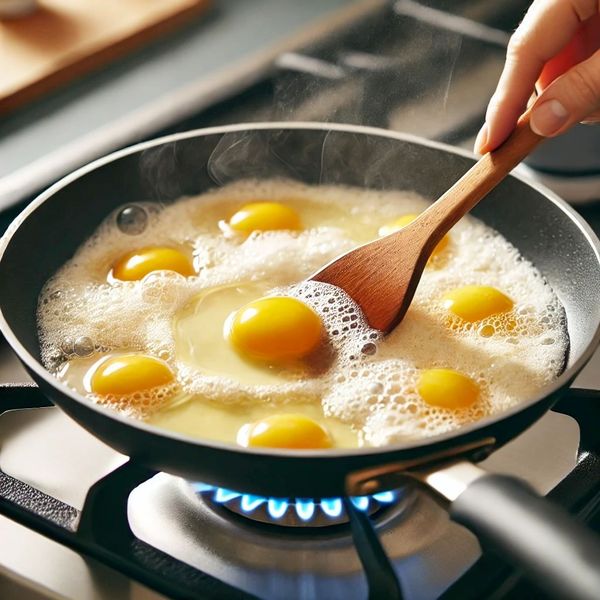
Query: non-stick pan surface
[{"left": 1, "top": 123, "right": 600, "bottom": 499}]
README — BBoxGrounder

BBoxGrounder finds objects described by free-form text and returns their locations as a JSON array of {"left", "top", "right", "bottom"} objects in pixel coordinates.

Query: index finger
[{"left": 481, "top": 0, "right": 595, "bottom": 152}]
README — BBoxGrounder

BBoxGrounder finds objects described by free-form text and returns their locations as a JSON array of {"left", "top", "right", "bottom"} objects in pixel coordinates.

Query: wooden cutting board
[{"left": 0, "top": 0, "right": 212, "bottom": 115}]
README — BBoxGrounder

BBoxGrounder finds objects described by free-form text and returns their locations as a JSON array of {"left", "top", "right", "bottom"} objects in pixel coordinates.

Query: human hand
[{"left": 475, "top": 0, "right": 600, "bottom": 154}]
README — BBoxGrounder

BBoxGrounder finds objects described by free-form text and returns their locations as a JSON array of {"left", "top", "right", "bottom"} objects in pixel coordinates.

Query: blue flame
[
  {"left": 350, "top": 496, "right": 370, "bottom": 511},
  {"left": 321, "top": 498, "right": 343, "bottom": 518},
  {"left": 193, "top": 482, "right": 398, "bottom": 523},
  {"left": 241, "top": 494, "right": 265, "bottom": 512},
  {"left": 214, "top": 487, "right": 240, "bottom": 503},
  {"left": 193, "top": 482, "right": 214, "bottom": 493},
  {"left": 267, "top": 498, "right": 289, "bottom": 519},
  {"left": 372, "top": 491, "right": 395, "bottom": 503},
  {"left": 295, "top": 499, "right": 316, "bottom": 521}
]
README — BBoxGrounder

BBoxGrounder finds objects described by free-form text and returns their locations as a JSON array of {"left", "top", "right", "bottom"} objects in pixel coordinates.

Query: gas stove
[
  {"left": 1, "top": 1, "right": 600, "bottom": 599},
  {"left": 0, "top": 382, "right": 598, "bottom": 599}
]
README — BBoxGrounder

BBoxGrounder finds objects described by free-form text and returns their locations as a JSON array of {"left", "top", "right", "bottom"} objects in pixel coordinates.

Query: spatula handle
[{"left": 416, "top": 112, "right": 543, "bottom": 251}]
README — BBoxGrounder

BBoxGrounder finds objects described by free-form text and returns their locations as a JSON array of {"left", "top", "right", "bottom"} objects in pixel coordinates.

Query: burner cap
[{"left": 193, "top": 483, "right": 406, "bottom": 528}]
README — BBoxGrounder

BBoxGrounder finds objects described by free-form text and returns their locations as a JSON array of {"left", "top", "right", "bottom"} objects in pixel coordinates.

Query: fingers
[
  {"left": 475, "top": 0, "right": 597, "bottom": 153},
  {"left": 530, "top": 49, "right": 600, "bottom": 136},
  {"left": 537, "top": 13, "right": 600, "bottom": 89},
  {"left": 581, "top": 109, "right": 600, "bottom": 123}
]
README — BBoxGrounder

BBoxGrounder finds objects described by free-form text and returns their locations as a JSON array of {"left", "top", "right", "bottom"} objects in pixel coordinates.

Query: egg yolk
[
  {"left": 443, "top": 285, "right": 513, "bottom": 322},
  {"left": 90, "top": 354, "right": 174, "bottom": 396},
  {"left": 228, "top": 202, "right": 301, "bottom": 234},
  {"left": 226, "top": 296, "right": 322, "bottom": 362},
  {"left": 112, "top": 247, "right": 194, "bottom": 281},
  {"left": 239, "top": 414, "right": 333, "bottom": 449},
  {"left": 378, "top": 213, "right": 449, "bottom": 256},
  {"left": 418, "top": 368, "right": 479, "bottom": 409}
]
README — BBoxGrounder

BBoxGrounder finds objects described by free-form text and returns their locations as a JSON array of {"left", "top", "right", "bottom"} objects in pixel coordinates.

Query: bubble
[
  {"left": 479, "top": 324, "right": 495, "bottom": 337},
  {"left": 73, "top": 336, "right": 95, "bottom": 357},
  {"left": 116, "top": 205, "right": 148, "bottom": 235},
  {"left": 60, "top": 338, "right": 74, "bottom": 356},
  {"left": 361, "top": 342, "right": 377, "bottom": 355},
  {"left": 369, "top": 382, "right": 383, "bottom": 394}
]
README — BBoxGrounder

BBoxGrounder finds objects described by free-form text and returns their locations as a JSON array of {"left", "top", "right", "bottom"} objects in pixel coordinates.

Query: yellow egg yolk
[
  {"left": 443, "top": 285, "right": 513, "bottom": 322},
  {"left": 90, "top": 354, "right": 174, "bottom": 396},
  {"left": 379, "top": 213, "right": 449, "bottom": 256},
  {"left": 112, "top": 247, "right": 194, "bottom": 281},
  {"left": 226, "top": 296, "right": 322, "bottom": 362},
  {"left": 239, "top": 414, "right": 333, "bottom": 449},
  {"left": 228, "top": 202, "right": 301, "bottom": 234},
  {"left": 418, "top": 368, "right": 479, "bottom": 409}
]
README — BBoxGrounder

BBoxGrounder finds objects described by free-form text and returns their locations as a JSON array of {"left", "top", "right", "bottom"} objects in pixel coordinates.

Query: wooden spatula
[{"left": 310, "top": 113, "right": 543, "bottom": 333}]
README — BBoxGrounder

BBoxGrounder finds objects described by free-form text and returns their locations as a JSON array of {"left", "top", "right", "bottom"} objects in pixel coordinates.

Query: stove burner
[{"left": 192, "top": 482, "right": 401, "bottom": 527}]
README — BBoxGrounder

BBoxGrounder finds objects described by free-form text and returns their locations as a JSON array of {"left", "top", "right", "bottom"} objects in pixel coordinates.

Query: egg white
[{"left": 37, "top": 180, "right": 568, "bottom": 447}]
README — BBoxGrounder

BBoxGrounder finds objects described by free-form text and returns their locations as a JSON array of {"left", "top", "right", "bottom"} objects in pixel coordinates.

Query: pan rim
[{"left": 1, "top": 121, "right": 599, "bottom": 461}]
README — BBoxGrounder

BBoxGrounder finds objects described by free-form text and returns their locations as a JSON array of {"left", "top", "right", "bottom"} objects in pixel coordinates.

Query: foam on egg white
[{"left": 37, "top": 180, "right": 568, "bottom": 446}]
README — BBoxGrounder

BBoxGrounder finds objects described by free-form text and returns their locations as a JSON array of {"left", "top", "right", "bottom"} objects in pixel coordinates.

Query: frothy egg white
[{"left": 37, "top": 180, "right": 568, "bottom": 448}]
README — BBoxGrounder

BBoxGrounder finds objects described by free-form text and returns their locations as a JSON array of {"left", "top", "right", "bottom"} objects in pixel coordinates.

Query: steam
[
  {"left": 206, "top": 126, "right": 418, "bottom": 193},
  {"left": 139, "top": 142, "right": 182, "bottom": 201},
  {"left": 441, "top": 37, "right": 462, "bottom": 112},
  {"left": 207, "top": 129, "right": 325, "bottom": 186},
  {"left": 208, "top": 130, "right": 293, "bottom": 185},
  {"left": 144, "top": 1, "right": 498, "bottom": 195}
]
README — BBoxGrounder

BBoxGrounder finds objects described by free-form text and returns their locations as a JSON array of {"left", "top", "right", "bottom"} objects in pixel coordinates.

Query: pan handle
[{"left": 422, "top": 461, "right": 600, "bottom": 600}]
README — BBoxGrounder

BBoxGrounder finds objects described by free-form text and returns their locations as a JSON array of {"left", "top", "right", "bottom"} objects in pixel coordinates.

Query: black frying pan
[{"left": 1, "top": 123, "right": 600, "bottom": 599}]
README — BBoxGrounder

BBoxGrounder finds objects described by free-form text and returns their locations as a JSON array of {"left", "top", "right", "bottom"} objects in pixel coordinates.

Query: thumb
[{"left": 531, "top": 49, "right": 600, "bottom": 137}]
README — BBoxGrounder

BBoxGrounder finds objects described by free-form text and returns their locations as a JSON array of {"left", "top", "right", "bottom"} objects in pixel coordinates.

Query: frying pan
[{"left": 1, "top": 123, "right": 600, "bottom": 599}]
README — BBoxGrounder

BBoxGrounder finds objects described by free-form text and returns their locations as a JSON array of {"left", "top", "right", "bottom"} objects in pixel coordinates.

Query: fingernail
[
  {"left": 474, "top": 123, "right": 488, "bottom": 153},
  {"left": 530, "top": 99, "right": 569, "bottom": 136}
]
